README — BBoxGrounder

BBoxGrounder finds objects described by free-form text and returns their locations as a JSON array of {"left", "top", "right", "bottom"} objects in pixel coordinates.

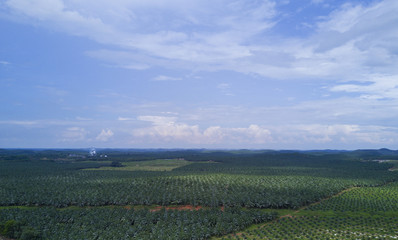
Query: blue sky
[{"left": 1, "top": 0, "right": 398, "bottom": 149}]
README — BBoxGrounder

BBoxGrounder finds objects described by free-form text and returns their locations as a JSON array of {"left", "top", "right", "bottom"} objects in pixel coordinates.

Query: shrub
[{"left": 2, "top": 220, "right": 22, "bottom": 238}]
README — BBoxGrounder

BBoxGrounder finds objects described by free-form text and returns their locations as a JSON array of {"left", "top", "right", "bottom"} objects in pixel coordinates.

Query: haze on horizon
[{"left": 1, "top": 0, "right": 397, "bottom": 149}]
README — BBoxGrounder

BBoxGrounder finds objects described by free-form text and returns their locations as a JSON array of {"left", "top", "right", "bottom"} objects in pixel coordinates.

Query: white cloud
[
  {"left": 244, "top": 0, "right": 398, "bottom": 80},
  {"left": 133, "top": 117, "right": 202, "bottom": 143},
  {"left": 217, "top": 83, "right": 230, "bottom": 89},
  {"left": 129, "top": 114, "right": 398, "bottom": 148},
  {"left": 227, "top": 124, "right": 272, "bottom": 144},
  {"left": 152, "top": 75, "right": 182, "bottom": 81},
  {"left": 133, "top": 115, "right": 272, "bottom": 145},
  {"left": 3, "top": 0, "right": 277, "bottom": 70},
  {"left": 96, "top": 129, "right": 114, "bottom": 141},
  {"left": 330, "top": 75, "right": 398, "bottom": 100},
  {"left": 76, "top": 116, "right": 92, "bottom": 121},
  {"left": 217, "top": 83, "right": 234, "bottom": 96},
  {"left": 317, "top": 3, "right": 364, "bottom": 33},
  {"left": 0, "top": 120, "right": 38, "bottom": 126},
  {"left": 119, "top": 63, "right": 150, "bottom": 70},
  {"left": 61, "top": 127, "right": 88, "bottom": 142},
  {"left": 203, "top": 126, "right": 225, "bottom": 143},
  {"left": 311, "top": 0, "right": 398, "bottom": 74},
  {"left": 2, "top": 0, "right": 398, "bottom": 149},
  {"left": 5, "top": 0, "right": 396, "bottom": 81},
  {"left": 5, "top": 0, "right": 115, "bottom": 43},
  {"left": 286, "top": 124, "right": 398, "bottom": 146},
  {"left": 0, "top": 119, "right": 91, "bottom": 127},
  {"left": 118, "top": 117, "right": 135, "bottom": 121}
]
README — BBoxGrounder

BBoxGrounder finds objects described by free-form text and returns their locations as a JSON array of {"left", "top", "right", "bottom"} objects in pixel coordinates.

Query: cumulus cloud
[
  {"left": 133, "top": 115, "right": 272, "bottom": 145},
  {"left": 129, "top": 114, "right": 398, "bottom": 148},
  {"left": 134, "top": 116, "right": 200, "bottom": 142},
  {"left": 96, "top": 129, "right": 114, "bottom": 141}
]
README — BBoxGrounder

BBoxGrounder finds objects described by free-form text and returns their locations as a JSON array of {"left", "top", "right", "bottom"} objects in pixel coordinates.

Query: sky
[{"left": 0, "top": 0, "right": 398, "bottom": 149}]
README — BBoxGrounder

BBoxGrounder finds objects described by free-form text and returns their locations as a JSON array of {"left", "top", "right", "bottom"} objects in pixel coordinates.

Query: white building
[{"left": 89, "top": 148, "right": 96, "bottom": 156}]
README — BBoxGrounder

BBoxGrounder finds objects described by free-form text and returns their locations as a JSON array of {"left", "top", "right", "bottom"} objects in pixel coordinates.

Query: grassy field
[{"left": 84, "top": 158, "right": 193, "bottom": 171}]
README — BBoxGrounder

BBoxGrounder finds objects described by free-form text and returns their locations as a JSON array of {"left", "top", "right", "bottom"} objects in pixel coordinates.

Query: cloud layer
[
  {"left": 3, "top": 0, "right": 397, "bottom": 80},
  {"left": 1, "top": 0, "right": 398, "bottom": 148}
]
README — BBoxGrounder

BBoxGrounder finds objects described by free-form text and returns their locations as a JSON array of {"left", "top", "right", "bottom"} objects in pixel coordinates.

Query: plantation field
[
  {"left": 308, "top": 181, "right": 398, "bottom": 213},
  {"left": 85, "top": 158, "right": 193, "bottom": 171},
  {"left": 1, "top": 149, "right": 398, "bottom": 239},
  {"left": 387, "top": 160, "right": 398, "bottom": 171},
  {"left": 222, "top": 181, "right": 398, "bottom": 239},
  {"left": 0, "top": 207, "right": 276, "bottom": 239},
  {"left": 223, "top": 215, "right": 398, "bottom": 239},
  {"left": 1, "top": 163, "right": 394, "bottom": 208}
]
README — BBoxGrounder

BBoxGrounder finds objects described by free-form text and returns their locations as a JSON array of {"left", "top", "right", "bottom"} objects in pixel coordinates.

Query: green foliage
[
  {"left": 226, "top": 174, "right": 398, "bottom": 239},
  {"left": 1, "top": 219, "right": 22, "bottom": 238},
  {"left": 232, "top": 215, "right": 398, "bottom": 239},
  {"left": 89, "top": 158, "right": 193, "bottom": 171},
  {"left": 1, "top": 155, "right": 395, "bottom": 209},
  {"left": 0, "top": 219, "right": 42, "bottom": 239},
  {"left": 20, "top": 227, "right": 42, "bottom": 240},
  {"left": 0, "top": 207, "right": 276, "bottom": 240},
  {"left": 110, "top": 161, "right": 123, "bottom": 167},
  {"left": 308, "top": 182, "right": 398, "bottom": 212}
]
